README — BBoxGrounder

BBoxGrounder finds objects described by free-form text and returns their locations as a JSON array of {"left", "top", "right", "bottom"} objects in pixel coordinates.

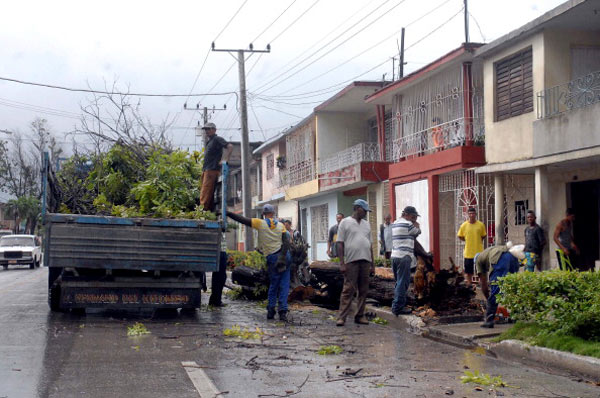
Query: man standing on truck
[
  {"left": 227, "top": 204, "right": 291, "bottom": 321},
  {"left": 200, "top": 122, "right": 233, "bottom": 212}
]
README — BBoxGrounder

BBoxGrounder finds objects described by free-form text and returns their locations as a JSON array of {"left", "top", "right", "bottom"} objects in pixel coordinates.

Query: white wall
[
  {"left": 317, "top": 112, "right": 371, "bottom": 160},
  {"left": 394, "top": 179, "right": 430, "bottom": 251},
  {"left": 300, "top": 193, "right": 338, "bottom": 262}
]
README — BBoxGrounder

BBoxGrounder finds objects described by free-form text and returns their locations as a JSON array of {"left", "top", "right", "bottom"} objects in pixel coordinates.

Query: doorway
[{"left": 569, "top": 179, "right": 600, "bottom": 271}]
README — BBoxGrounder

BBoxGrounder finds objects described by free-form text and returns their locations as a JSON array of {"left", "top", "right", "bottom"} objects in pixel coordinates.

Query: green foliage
[
  {"left": 57, "top": 145, "right": 214, "bottom": 220},
  {"left": 328, "top": 257, "right": 340, "bottom": 263},
  {"left": 496, "top": 322, "right": 600, "bottom": 359},
  {"left": 226, "top": 250, "right": 267, "bottom": 270},
  {"left": 373, "top": 257, "right": 391, "bottom": 268},
  {"left": 496, "top": 270, "right": 600, "bottom": 340},
  {"left": 127, "top": 322, "right": 150, "bottom": 336},
  {"left": 460, "top": 370, "right": 515, "bottom": 389},
  {"left": 224, "top": 287, "right": 244, "bottom": 300},
  {"left": 317, "top": 345, "right": 343, "bottom": 355},
  {"left": 372, "top": 316, "right": 389, "bottom": 325},
  {"left": 223, "top": 325, "right": 263, "bottom": 340}
]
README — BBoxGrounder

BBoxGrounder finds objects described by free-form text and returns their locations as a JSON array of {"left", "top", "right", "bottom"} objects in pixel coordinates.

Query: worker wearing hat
[
  {"left": 227, "top": 204, "right": 292, "bottom": 321},
  {"left": 390, "top": 206, "right": 422, "bottom": 316},
  {"left": 475, "top": 242, "right": 526, "bottom": 328},
  {"left": 336, "top": 199, "right": 374, "bottom": 326},
  {"left": 199, "top": 122, "right": 233, "bottom": 212}
]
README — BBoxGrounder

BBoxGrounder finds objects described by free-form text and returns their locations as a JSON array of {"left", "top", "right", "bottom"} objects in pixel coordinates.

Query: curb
[
  {"left": 367, "top": 304, "right": 600, "bottom": 382},
  {"left": 486, "top": 339, "right": 600, "bottom": 382}
]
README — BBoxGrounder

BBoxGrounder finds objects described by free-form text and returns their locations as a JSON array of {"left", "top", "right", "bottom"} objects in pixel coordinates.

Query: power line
[
  {"left": 0, "top": 76, "right": 237, "bottom": 98},
  {"left": 251, "top": 0, "right": 298, "bottom": 43},
  {"left": 268, "top": 0, "right": 321, "bottom": 44},
  {"left": 469, "top": 11, "right": 486, "bottom": 42},
  {"left": 214, "top": 0, "right": 250, "bottom": 43},
  {"left": 252, "top": 0, "right": 406, "bottom": 95}
]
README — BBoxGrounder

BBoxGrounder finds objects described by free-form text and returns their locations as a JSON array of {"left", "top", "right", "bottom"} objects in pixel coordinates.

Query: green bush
[
  {"left": 226, "top": 250, "right": 266, "bottom": 271},
  {"left": 496, "top": 270, "right": 600, "bottom": 341}
]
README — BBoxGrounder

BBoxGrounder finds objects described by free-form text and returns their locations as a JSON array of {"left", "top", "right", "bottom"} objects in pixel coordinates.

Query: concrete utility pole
[
  {"left": 398, "top": 29, "right": 406, "bottom": 79},
  {"left": 184, "top": 103, "right": 226, "bottom": 149},
  {"left": 212, "top": 43, "right": 270, "bottom": 251},
  {"left": 464, "top": 0, "right": 470, "bottom": 43}
]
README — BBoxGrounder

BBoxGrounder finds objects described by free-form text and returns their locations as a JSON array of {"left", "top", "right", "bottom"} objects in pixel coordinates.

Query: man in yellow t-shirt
[
  {"left": 457, "top": 207, "right": 487, "bottom": 288},
  {"left": 227, "top": 204, "right": 291, "bottom": 321}
]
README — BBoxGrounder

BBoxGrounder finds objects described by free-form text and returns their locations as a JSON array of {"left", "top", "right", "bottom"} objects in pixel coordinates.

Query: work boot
[
  {"left": 267, "top": 307, "right": 276, "bottom": 320},
  {"left": 336, "top": 318, "right": 345, "bottom": 327},
  {"left": 480, "top": 321, "right": 494, "bottom": 328},
  {"left": 354, "top": 316, "right": 369, "bottom": 325},
  {"left": 278, "top": 310, "right": 288, "bottom": 322}
]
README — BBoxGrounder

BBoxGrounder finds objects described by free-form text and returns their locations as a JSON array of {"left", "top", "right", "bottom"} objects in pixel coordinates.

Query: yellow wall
[
  {"left": 483, "top": 32, "right": 544, "bottom": 164},
  {"left": 285, "top": 179, "right": 319, "bottom": 201}
]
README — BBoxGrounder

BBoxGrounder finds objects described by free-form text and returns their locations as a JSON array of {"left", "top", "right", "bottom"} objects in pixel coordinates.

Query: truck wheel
[
  {"left": 2, "top": 265, "right": 7, "bottom": 270},
  {"left": 30, "top": 263, "right": 35, "bottom": 269},
  {"left": 49, "top": 285, "right": 62, "bottom": 312}
]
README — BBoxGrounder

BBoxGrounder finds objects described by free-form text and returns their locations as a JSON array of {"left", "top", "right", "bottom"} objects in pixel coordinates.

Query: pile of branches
[{"left": 51, "top": 143, "right": 215, "bottom": 220}]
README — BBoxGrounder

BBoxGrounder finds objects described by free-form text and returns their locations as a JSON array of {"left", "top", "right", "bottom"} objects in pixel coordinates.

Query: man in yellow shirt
[
  {"left": 457, "top": 207, "right": 486, "bottom": 288},
  {"left": 227, "top": 204, "right": 291, "bottom": 321}
]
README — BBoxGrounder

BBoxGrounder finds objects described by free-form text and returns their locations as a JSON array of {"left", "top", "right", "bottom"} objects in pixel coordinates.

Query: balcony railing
[
  {"left": 391, "top": 117, "right": 484, "bottom": 162},
  {"left": 279, "top": 161, "right": 316, "bottom": 187},
  {"left": 318, "top": 142, "right": 381, "bottom": 174},
  {"left": 537, "top": 69, "right": 600, "bottom": 119}
]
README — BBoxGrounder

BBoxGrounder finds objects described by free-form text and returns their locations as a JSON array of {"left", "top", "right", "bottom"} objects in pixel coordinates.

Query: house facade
[
  {"left": 366, "top": 43, "right": 489, "bottom": 272},
  {"left": 475, "top": 0, "right": 600, "bottom": 270}
]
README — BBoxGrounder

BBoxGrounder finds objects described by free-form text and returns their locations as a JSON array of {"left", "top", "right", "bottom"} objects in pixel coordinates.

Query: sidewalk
[{"left": 366, "top": 304, "right": 600, "bottom": 382}]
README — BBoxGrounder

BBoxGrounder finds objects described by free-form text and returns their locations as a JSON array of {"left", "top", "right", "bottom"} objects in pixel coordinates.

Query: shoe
[
  {"left": 398, "top": 307, "right": 412, "bottom": 315},
  {"left": 354, "top": 316, "right": 369, "bottom": 325},
  {"left": 267, "top": 308, "right": 276, "bottom": 320},
  {"left": 480, "top": 321, "right": 494, "bottom": 328},
  {"left": 336, "top": 318, "right": 345, "bottom": 327},
  {"left": 278, "top": 310, "right": 288, "bottom": 322}
]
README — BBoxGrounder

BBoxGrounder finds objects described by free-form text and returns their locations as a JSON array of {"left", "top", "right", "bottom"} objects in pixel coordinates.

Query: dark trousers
[
  {"left": 337, "top": 260, "right": 371, "bottom": 321},
  {"left": 209, "top": 251, "right": 227, "bottom": 306},
  {"left": 485, "top": 252, "right": 519, "bottom": 323}
]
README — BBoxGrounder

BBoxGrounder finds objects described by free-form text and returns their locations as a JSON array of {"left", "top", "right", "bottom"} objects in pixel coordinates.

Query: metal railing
[
  {"left": 391, "top": 117, "right": 484, "bottom": 161},
  {"left": 537, "top": 69, "right": 600, "bottom": 119},
  {"left": 318, "top": 142, "right": 381, "bottom": 174},
  {"left": 281, "top": 161, "right": 316, "bottom": 187}
]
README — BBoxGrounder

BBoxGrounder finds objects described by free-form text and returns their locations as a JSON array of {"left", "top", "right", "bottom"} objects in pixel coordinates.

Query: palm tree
[
  {"left": 4, "top": 199, "right": 20, "bottom": 233},
  {"left": 3, "top": 196, "right": 40, "bottom": 234}
]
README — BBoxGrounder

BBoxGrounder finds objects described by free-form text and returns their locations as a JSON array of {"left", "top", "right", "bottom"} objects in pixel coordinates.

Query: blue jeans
[
  {"left": 485, "top": 252, "right": 520, "bottom": 323},
  {"left": 266, "top": 251, "right": 291, "bottom": 312},
  {"left": 392, "top": 255, "right": 412, "bottom": 314}
]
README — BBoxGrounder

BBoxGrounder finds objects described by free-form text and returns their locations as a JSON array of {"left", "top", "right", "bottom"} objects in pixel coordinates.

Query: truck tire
[
  {"left": 2, "top": 265, "right": 7, "bottom": 270},
  {"left": 30, "top": 263, "right": 35, "bottom": 269},
  {"left": 49, "top": 285, "right": 62, "bottom": 312}
]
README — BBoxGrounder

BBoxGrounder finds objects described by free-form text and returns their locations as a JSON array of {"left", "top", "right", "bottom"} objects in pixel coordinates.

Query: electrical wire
[
  {"left": 469, "top": 11, "right": 486, "bottom": 42},
  {"left": 268, "top": 0, "right": 321, "bottom": 44},
  {"left": 251, "top": 0, "right": 298, "bottom": 43},
  {"left": 252, "top": 0, "right": 406, "bottom": 95}
]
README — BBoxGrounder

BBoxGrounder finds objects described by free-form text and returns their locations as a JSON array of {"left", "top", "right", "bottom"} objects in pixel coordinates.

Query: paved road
[{"left": 1, "top": 267, "right": 599, "bottom": 398}]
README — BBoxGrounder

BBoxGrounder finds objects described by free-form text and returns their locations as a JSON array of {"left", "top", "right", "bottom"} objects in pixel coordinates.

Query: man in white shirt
[
  {"left": 391, "top": 206, "right": 421, "bottom": 316},
  {"left": 335, "top": 199, "right": 374, "bottom": 326}
]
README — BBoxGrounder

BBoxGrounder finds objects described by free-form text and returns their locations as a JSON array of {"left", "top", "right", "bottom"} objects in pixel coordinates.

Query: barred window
[
  {"left": 495, "top": 47, "right": 533, "bottom": 121},
  {"left": 266, "top": 154, "right": 274, "bottom": 180}
]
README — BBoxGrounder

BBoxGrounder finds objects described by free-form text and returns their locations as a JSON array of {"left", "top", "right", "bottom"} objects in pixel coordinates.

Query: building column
[
  {"left": 535, "top": 166, "right": 551, "bottom": 270},
  {"left": 494, "top": 174, "right": 505, "bottom": 245},
  {"left": 428, "top": 175, "right": 440, "bottom": 272}
]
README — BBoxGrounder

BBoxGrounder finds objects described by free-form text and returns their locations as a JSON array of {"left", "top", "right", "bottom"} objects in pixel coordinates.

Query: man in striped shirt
[{"left": 391, "top": 206, "right": 421, "bottom": 316}]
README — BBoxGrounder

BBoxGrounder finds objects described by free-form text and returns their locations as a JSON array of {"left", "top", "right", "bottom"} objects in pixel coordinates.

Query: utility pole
[
  {"left": 212, "top": 43, "right": 270, "bottom": 251},
  {"left": 464, "top": 0, "right": 470, "bottom": 43},
  {"left": 399, "top": 28, "right": 406, "bottom": 79},
  {"left": 183, "top": 103, "right": 226, "bottom": 149},
  {"left": 391, "top": 57, "right": 396, "bottom": 81}
]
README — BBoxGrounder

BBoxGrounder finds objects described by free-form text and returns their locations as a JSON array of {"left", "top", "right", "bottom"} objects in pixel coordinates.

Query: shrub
[
  {"left": 496, "top": 270, "right": 600, "bottom": 340},
  {"left": 226, "top": 250, "right": 267, "bottom": 271}
]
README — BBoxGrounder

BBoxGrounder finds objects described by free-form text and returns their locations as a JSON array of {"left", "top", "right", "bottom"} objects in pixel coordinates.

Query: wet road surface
[{"left": 1, "top": 267, "right": 599, "bottom": 398}]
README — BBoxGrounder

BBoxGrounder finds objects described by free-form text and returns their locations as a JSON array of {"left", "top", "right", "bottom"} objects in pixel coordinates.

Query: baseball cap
[
  {"left": 403, "top": 206, "right": 420, "bottom": 217},
  {"left": 509, "top": 244, "right": 526, "bottom": 260},
  {"left": 353, "top": 199, "right": 371, "bottom": 212},
  {"left": 201, "top": 122, "right": 217, "bottom": 130},
  {"left": 262, "top": 204, "right": 275, "bottom": 214}
]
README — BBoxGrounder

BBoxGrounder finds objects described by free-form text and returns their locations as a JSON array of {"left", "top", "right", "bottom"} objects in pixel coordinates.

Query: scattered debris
[
  {"left": 460, "top": 370, "right": 518, "bottom": 389},
  {"left": 127, "top": 322, "right": 150, "bottom": 336},
  {"left": 342, "top": 368, "right": 363, "bottom": 376},
  {"left": 317, "top": 345, "right": 343, "bottom": 355},
  {"left": 371, "top": 316, "right": 389, "bottom": 325},
  {"left": 223, "top": 325, "right": 264, "bottom": 340}
]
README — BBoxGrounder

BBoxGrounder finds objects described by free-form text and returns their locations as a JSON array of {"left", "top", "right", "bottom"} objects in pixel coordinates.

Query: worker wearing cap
[
  {"left": 391, "top": 206, "right": 421, "bottom": 316},
  {"left": 336, "top": 199, "right": 374, "bottom": 326},
  {"left": 200, "top": 122, "right": 233, "bottom": 212},
  {"left": 227, "top": 204, "right": 291, "bottom": 321},
  {"left": 475, "top": 242, "right": 525, "bottom": 328}
]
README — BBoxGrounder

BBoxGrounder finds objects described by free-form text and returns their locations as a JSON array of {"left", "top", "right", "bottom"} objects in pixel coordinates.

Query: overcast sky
[{"left": 0, "top": 0, "right": 566, "bottom": 150}]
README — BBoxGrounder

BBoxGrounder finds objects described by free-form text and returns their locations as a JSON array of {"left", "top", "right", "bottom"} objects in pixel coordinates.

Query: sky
[{"left": 0, "top": 0, "right": 566, "bottom": 151}]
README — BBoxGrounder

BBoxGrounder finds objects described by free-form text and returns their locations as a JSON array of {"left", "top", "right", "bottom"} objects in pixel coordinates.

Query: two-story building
[
  {"left": 366, "top": 43, "right": 488, "bottom": 272},
  {"left": 476, "top": 0, "right": 600, "bottom": 270}
]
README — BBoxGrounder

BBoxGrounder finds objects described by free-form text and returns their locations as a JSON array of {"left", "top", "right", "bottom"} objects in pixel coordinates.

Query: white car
[{"left": 0, "top": 235, "right": 42, "bottom": 270}]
